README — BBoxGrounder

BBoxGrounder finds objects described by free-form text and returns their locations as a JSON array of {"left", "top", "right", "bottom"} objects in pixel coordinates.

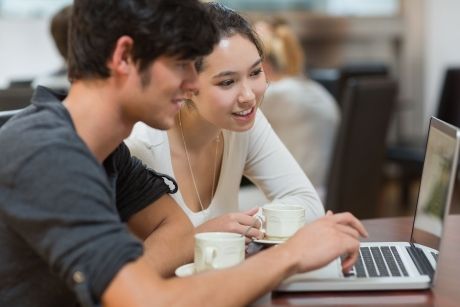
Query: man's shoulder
[
  {"left": 2, "top": 105, "right": 76, "bottom": 149},
  {"left": 0, "top": 100, "right": 88, "bottom": 178}
]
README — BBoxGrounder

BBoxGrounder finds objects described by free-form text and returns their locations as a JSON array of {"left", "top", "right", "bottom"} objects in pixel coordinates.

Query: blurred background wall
[
  {"left": 1, "top": 0, "right": 459, "bottom": 139},
  {"left": 0, "top": 18, "right": 60, "bottom": 88},
  {"left": 0, "top": 0, "right": 70, "bottom": 88},
  {"left": 424, "top": 0, "right": 460, "bottom": 128}
]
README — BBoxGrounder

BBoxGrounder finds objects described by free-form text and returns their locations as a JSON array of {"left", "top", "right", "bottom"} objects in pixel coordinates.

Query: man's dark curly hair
[{"left": 68, "top": 0, "right": 219, "bottom": 81}]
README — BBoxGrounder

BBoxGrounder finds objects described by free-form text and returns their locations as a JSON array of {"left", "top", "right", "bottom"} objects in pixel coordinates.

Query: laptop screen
[{"left": 411, "top": 117, "right": 460, "bottom": 250}]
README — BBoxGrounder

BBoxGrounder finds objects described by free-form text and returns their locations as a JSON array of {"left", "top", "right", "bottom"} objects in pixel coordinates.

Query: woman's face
[{"left": 193, "top": 34, "right": 267, "bottom": 132}]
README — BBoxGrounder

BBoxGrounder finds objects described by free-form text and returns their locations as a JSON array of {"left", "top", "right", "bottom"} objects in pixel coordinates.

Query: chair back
[
  {"left": 336, "top": 63, "right": 388, "bottom": 106},
  {"left": 0, "top": 87, "right": 33, "bottom": 111},
  {"left": 437, "top": 68, "right": 460, "bottom": 127},
  {"left": 309, "top": 63, "right": 389, "bottom": 106},
  {"left": 325, "top": 78, "right": 397, "bottom": 218},
  {"left": 0, "top": 109, "right": 22, "bottom": 128}
]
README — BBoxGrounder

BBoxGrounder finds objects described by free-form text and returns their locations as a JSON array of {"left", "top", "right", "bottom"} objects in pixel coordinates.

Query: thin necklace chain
[{"left": 178, "top": 109, "right": 220, "bottom": 212}]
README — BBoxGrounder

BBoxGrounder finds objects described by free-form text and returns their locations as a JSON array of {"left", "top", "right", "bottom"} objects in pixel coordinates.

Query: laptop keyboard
[{"left": 351, "top": 246, "right": 409, "bottom": 278}]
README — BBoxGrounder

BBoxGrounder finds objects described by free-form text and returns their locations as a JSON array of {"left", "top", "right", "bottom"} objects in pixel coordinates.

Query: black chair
[
  {"left": 0, "top": 87, "right": 34, "bottom": 111},
  {"left": 325, "top": 78, "right": 397, "bottom": 219},
  {"left": 309, "top": 63, "right": 389, "bottom": 107},
  {"left": 387, "top": 67, "right": 460, "bottom": 207},
  {"left": 437, "top": 68, "right": 460, "bottom": 127},
  {"left": 336, "top": 63, "right": 389, "bottom": 107},
  {"left": 0, "top": 109, "right": 22, "bottom": 127},
  {"left": 7, "top": 79, "right": 33, "bottom": 89}
]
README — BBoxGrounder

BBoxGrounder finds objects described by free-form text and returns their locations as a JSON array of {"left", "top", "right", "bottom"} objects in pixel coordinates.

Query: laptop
[{"left": 277, "top": 117, "right": 460, "bottom": 291}]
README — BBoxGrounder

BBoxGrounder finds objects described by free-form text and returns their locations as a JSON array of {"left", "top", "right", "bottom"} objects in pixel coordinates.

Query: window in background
[
  {"left": 210, "top": 0, "right": 318, "bottom": 11},
  {"left": 211, "top": 0, "right": 399, "bottom": 16},
  {"left": 326, "top": 0, "right": 399, "bottom": 16},
  {"left": 0, "top": 0, "right": 72, "bottom": 18},
  {"left": 0, "top": 0, "right": 400, "bottom": 17}
]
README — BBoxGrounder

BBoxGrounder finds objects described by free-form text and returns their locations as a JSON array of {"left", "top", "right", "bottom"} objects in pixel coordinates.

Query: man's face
[{"left": 125, "top": 56, "right": 199, "bottom": 130}]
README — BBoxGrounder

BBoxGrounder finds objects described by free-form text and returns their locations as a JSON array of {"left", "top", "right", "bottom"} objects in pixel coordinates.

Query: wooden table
[{"left": 257, "top": 215, "right": 460, "bottom": 306}]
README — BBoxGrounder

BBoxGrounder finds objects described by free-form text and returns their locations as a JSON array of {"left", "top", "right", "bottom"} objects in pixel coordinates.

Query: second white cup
[
  {"left": 262, "top": 204, "right": 306, "bottom": 240},
  {"left": 194, "top": 232, "right": 245, "bottom": 273}
]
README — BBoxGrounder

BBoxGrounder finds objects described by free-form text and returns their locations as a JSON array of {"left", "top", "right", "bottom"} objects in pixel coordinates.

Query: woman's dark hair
[
  {"left": 195, "top": 2, "right": 264, "bottom": 73},
  {"left": 68, "top": 0, "right": 219, "bottom": 81}
]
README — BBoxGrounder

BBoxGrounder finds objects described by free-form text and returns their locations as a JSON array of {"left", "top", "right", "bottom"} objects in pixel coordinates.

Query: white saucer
[
  {"left": 175, "top": 263, "right": 195, "bottom": 277},
  {"left": 252, "top": 238, "right": 286, "bottom": 245}
]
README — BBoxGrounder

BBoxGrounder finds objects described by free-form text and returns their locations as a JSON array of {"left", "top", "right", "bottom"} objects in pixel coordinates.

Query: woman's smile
[{"left": 231, "top": 106, "right": 256, "bottom": 121}]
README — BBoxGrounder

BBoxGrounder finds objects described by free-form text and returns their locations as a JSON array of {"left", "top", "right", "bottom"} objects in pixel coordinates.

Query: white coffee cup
[
  {"left": 261, "top": 204, "right": 306, "bottom": 240},
  {"left": 194, "top": 232, "right": 245, "bottom": 273}
]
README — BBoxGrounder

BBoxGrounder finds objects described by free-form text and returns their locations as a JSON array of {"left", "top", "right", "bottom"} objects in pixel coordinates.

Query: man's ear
[{"left": 108, "top": 36, "right": 134, "bottom": 76}]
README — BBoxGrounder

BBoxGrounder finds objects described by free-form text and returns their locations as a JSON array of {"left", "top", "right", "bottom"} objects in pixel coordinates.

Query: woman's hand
[{"left": 195, "top": 207, "right": 264, "bottom": 243}]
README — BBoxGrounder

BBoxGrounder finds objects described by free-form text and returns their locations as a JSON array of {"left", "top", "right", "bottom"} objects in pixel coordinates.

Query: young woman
[{"left": 125, "top": 3, "right": 324, "bottom": 240}]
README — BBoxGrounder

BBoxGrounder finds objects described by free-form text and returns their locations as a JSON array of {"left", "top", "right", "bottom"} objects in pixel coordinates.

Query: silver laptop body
[{"left": 278, "top": 117, "right": 460, "bottom": 291}]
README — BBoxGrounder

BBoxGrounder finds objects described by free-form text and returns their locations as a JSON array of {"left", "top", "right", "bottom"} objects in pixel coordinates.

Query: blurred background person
[
  {"left": 256, "top": 18, "right": 340, "bottom": 200},
  {"left": 32, "top": 5, "right": 71, "bottom": 91}
]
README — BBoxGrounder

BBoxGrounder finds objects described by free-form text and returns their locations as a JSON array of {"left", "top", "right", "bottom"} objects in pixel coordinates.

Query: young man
[{"left": 0, "top": 1, "right": 367, "bottom": 306}]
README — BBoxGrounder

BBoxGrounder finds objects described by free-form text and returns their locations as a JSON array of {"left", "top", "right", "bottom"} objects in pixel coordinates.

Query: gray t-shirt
[{"left": 0, "top": 87, "right": 173, "bottom": 306}]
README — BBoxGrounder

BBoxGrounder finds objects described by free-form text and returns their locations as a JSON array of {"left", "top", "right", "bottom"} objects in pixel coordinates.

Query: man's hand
[{"left": 282, "top": 211, "right": 368, "bottom": 274}]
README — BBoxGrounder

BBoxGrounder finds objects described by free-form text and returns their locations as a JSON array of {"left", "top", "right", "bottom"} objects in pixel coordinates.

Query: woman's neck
[
  {"left": 167, "top": 106, "right": 224, "bottom": 214},
  {"left": 172, "top": 106, "right": 221, "bottom": 152}
]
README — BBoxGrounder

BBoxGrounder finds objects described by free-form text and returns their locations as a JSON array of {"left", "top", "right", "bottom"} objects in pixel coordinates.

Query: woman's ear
[{"left": 108, "top": 36, "right": 134, "bottom": 76}]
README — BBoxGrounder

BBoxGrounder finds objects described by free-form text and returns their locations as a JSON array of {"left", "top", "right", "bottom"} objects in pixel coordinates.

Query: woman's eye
[
  {"left": 218, "top": 79, "right": 234, "bottom": 87},
  {"left": 250, "top": 68, "right": 263, "bottom": 77}
]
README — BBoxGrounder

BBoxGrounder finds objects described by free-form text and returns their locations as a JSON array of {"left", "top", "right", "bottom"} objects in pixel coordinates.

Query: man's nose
[{"left": 182, "top": 63, "right": 199, "bottom": 95}]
